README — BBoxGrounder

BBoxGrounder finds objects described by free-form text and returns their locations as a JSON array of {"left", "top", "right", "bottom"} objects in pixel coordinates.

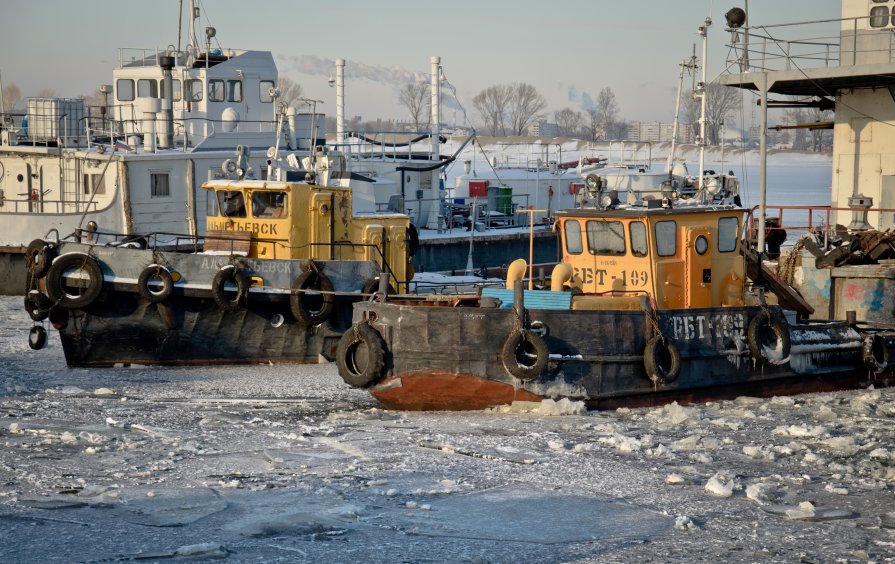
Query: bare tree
[
  {"left": 36, "top": 89, "right": 56, "bottom": 99},
  {"left": 586, "top": 108, "right": 599, "bottom": 141},
  {"left": 593, "top": 88, "right": 618, "bottom": 140},
  {"left": 472, "top": 85, "right": 512, "bottom": 136},
  {"left": 554, "top": 108, "right": 583, "bottom": 137},
  {"left": 277, "top": 77, "right": 304, "bottom": 109},
  {"left": 1, "top": 83, "right": 21, "bottom": 113},
  {"left": 807, "top": 106, "right": 834, "bottom": 152},
  {"left": 507, "top": 82, "right": 547, "bottom": 136},
  {"left": 398, "top": 81, "right": 430, "bottom": 132}
]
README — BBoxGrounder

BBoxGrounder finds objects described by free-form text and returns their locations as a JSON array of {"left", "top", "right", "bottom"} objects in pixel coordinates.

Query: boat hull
[
  {"left": 30, "top": 241, "right": 379, "bottom": 367},
  {"left": 53, "top": 293, "right": 352, "bottom": 367},
  {"left": 350, "top": 300, "right": 889, "bottom": 410}
]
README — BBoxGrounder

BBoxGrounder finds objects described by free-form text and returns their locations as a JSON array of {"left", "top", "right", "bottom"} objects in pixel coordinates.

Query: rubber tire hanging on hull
[
  {"left": 747, "top": 311, "right": 791, "bottom": 365},
  {"left": 862, "top": 334, "right": 889, "bottom": 374},
  {"left": 336, "top": 323, "right": 387, "bottom": 388},
  {"left": 211, "top": 265, "right": 248, "bottom": 312},
  {"left": 407, "top": 224, "right": 420, "bottom": 257},
  {"left": 28, "top": 326, "right": 47, "bottom": 350},
  {"left": 137, "top": 265, "right": 174, "bottom": 304},
  {"left": 24, "top": 291, "right": 52, "bottom": 322},
  {"left": 643, "top": 336, "right": 682, "bottom": 385},
  {"left": 45, "top": 253, "right": 104, "bottom": 309},
  {"left": 501, "top": 330, "right": 548, "bottom": 382},
  {"left": 25, "top": 239, "right": 55, "bottom": 278},
  {"left": 290, "top": 270, "right": 335, "bottom": 326}
]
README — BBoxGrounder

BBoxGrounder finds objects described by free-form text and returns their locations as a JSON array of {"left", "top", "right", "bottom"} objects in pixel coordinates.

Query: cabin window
[
  {"left": 160, "top": 79, "right": 182, "bottom": 102},
  {"left": 208, "top": 79, "right": 225, "bottom": 102},
  {"left": 655, "top": 221, "right": 677, "bottom": 257},
  {"left": 870, "top": 5, "right": 890, "bottom": 28},
  {"left": 564, "top": 220, "right": 583, "bottom": 254},
  {"left": 227, "top": 80, "right": 243, "bottom": 103},
  {"left": 251, "top": 191, "right": 288, "bottom": 218},
  {"left": 695, "top": 235, "right": 709, "bottom": 255},
  {"left": 205, "top": 190, "right": 219, "bottom": 217},
  {"left": 150, "top": 172, "right": 170, "bottom": 197},
  {"left": 629, "top": 221, "right": 648, "bottom": 257},
  {"left": 117, "top": 79, "right": 134, "bottom": 102},
  {"left": 718, "top": 217, "right": 739, "bottom": 252},
  {"left": 185, "top": 79, "right": 203, "bottom": 102},
  {"left": 137, "top": 79, "right": 158, "bottom": 98},
  {"left": 260, "top": 80, "right": 275, "bottom": 102},
  {"left": 586, "top": 220, "right": 626, "bottom": 256},
  {"left": 217, "top": 190, "right": 247, "bottom": 218},
  {"left": 82, "top": 173, "right": 105, "bottom": 195}
]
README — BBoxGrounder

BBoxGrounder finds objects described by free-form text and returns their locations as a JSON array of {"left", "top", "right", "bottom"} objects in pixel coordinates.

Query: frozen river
[{"left": 1, "top": 296, "right": 894, "bottom": 562}]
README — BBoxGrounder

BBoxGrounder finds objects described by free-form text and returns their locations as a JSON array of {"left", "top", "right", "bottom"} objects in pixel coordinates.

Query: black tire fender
[
  {"left": 25, "top": 239, "right": 56, "bottom": 278},
  {"left": 501, "top": 330, "right": 548, "bottom": 382},
  {"left": 747, "top": 311, "right": 791, "bottom": 365},
  {"left": 643, "top": 336, "right": 682, "bottom": 385},
  {"left": 24, "top": 290, "right": 52, "bottom": 321},
  {"left": 210, "top": 265, "right": 248, "bottom": 312},
  {"left": 336, "top": 323, "right": 387, "bottom": 388},
  {"left": 862, "top": 334, "right": 889, "bottom": 374},
  {"left": 407, "top": 224, "right": 420, "bottom": 257},
  {"left": 137, "top": 264, "right": 174, "bottom": 303},
  {"left": 45, "top": 253, "right": 104, "bottom": 309},
  {"left": 29, "top": 325, "right": 47, "bottom": 350},
  {"left": 290, "top": 270, "right": 335, "bottom": 326}
]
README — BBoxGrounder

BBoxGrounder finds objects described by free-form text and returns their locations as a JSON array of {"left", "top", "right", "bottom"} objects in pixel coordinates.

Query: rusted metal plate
[{"left": 370, "top": 371, "right": 543, "bottom": 411}]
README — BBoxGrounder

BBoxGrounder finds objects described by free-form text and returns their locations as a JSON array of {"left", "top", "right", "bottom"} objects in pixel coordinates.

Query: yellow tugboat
[
  {"left": 23, "top": 157, "right": 413, "bottom": 367},
  {"left": 336, "top": 187, "right": 892, "bottom": 410}
]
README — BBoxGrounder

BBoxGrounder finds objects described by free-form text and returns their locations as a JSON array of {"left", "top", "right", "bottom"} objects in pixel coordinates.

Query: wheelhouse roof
[{"left": 554, "top": 204, "right": 743, "bottom": 220}]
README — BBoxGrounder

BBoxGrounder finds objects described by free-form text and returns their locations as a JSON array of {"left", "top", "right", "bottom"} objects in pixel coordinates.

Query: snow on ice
[{"left": 1, "top": 292, "right": 895, "bottom": 561}]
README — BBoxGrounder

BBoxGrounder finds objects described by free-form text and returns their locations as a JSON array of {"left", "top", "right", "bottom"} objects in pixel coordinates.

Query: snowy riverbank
[{"left": 1, "top": 296, "right": 893, "bottom": 562}]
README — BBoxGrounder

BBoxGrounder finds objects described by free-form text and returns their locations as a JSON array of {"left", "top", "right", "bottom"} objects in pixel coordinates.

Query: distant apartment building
[
  {"left": 527, "top": 120, "right": 559, "bottom": 137},
  {"left": 625, "top": 121, "right": 692, "bottom": 143},
  {"left": 627, "top": 121, "right": 693, "bottom": 143}
]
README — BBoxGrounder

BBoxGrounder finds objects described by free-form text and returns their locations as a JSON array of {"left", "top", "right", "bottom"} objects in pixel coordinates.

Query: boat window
[
  {"left": 870, "top": 5, "right": 889, "bottom": 28},
  {"left": 117, "top": 79, "right": 134, "bottom": 102},
  {"left": 217, "top": 190, "right": 246, "bottom": 218},
  {"left": 206, "top": 190, "right": 219, "bottom": 217},
  {"left": 150, "top": 172, "right": 170, "bottom": 197},
  {"left": 82, "top": 173, "right": 105, "bottom": 195},
  {"left": 137, "top": 79, "right": 158, "bottom": 98},
  {"left": 208, "top": 79, "right": 225, "bottom": 102},
  {"left": 695, "top": 235, "right": 709, "bottom": 255},
  {"left": 655, "top": 221, "right": 677, "bottom": 257},
  {"left": 629, "top": 221, "right": 648, "bottom": 257},
  {"left": 160, "top": 79, "right": 182, "bottom": 102},
  {"left": 718, "top": 217, "right": 739, "bottom": 252},
  {"left": 227, "top": 80, "right": 243, "bottom": 103},
  {"left": 185, "top": 79, "right": 203, "bottom": 102},
  {"left": 586, "top": 220, "right": 626, "bottom": 256},
  {"left": 251, "top": 191, "right": 288, "bottom": 218},
  {"left": 260, "top": 80, "right": 275, "bottom": 103},
  {"left": 564, "top": 220, "right": 583, "bottom": 254}
]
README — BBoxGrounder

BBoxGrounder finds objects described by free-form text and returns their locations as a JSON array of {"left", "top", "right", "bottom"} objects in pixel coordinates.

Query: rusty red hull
[{"left": 370, "top": 370, "right": 542, "bottom": 411}]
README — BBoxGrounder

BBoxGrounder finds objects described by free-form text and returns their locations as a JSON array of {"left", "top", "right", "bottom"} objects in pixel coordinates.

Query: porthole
[{"left": 695, "top": 235, "right": 708, "bottom": 255}]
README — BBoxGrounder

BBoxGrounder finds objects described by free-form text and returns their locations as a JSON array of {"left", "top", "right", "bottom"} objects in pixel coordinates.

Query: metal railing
[
  {"left": 723, "top": 15, "right": 895, "bottom": 73},
  {"left": 747, "top": 204, "right": 895, "bottom": 247}
]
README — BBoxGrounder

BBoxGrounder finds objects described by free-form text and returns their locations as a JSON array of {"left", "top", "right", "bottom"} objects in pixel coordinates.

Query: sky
[{"left": 1, "top": 1, "right": 841, "bottom": 127}]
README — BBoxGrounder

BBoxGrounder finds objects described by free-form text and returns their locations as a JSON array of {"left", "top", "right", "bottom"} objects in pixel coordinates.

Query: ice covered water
[{"left": 2, "top": 242, "right": 894, "bottom": 563}]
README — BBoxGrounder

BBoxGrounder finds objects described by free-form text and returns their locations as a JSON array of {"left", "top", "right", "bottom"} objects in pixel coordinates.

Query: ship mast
[{"left": 696, "top": 16, "right": 712, "bottom": 193}]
